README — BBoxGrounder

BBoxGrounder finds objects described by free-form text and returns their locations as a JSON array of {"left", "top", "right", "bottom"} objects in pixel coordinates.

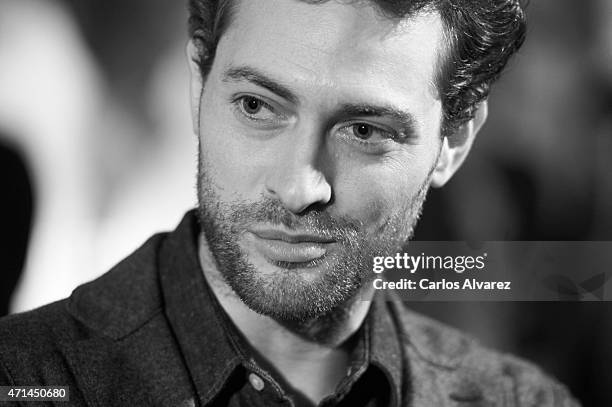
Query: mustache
[{"left": 227, "top": 197, "right": 362, "bottom": 240}]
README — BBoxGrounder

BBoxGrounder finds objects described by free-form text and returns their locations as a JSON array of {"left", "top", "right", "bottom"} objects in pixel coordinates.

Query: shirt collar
[
  {"left": 158, "top": 211, "right": 242, "bottom": 405},
  {"left": 159, "top": 211, "right": 404, "bottom": 406},
  {"left": 368, "top": 293, "right": 404, "bottom": 407}
]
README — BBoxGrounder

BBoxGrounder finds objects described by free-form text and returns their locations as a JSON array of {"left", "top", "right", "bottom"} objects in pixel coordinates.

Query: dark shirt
[{"left": 0, "top": 211, "right": 579, "bottom": 406}]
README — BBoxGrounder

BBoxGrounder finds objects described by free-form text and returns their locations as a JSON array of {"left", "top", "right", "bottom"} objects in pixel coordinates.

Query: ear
[
  {"left": 430, "top": 101, "right": 488, "bottom": 188},
  {"left": 186, "top": 39, "right": 204, "bottom": 134}
]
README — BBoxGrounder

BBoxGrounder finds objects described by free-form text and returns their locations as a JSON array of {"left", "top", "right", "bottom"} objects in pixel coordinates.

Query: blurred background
[{"left": 0, "top": 0, "right": 610, "bottom": 404}]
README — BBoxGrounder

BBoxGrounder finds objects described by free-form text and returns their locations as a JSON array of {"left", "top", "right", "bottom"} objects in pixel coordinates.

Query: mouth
[{"left": 247, "top": 227, "right": 336, "bottom": 265}]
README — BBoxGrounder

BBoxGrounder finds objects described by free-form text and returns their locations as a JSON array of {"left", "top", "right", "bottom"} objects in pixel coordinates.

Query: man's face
[{"left": 195, "top": 0, "right": 446, "bottom": 322}]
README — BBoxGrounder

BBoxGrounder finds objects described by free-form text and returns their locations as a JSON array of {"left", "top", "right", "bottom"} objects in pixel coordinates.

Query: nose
[{"left": 264, "top": 134, "right": 332, "bottom": 214}]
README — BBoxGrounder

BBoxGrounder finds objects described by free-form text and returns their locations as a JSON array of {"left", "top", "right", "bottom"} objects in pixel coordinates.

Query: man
[{"left": 0, "top": 0, "right": 579, "bottom": 406}]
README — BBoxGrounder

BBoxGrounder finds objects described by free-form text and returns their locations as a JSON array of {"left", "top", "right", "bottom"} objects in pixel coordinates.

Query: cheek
[
  {"left": 331, "top": 152, "right": 433, "bottom": 228},
  {"left": 198, "top": 98, "right": 262, "bottom": 200}
]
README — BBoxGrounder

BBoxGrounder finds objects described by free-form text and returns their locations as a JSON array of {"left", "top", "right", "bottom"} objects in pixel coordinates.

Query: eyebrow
[
  {"left": 223, "top": 66, "right": 299, "bottom": 105},
  {"left": 223, "top": 65, "right": 418, "bottom": 136}
]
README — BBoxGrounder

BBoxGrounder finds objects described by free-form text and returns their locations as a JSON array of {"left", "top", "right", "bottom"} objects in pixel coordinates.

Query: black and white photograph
[{"left": 0, "top": 0, "right": 611, "bottom": 405}]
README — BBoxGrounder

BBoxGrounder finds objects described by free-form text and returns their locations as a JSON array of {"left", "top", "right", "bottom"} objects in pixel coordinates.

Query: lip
[
  {"left": 248, "top": 228, "right": 335, "bottom": 264},
  {"left": 250, "top": 228, "right": 335, "bottom": 244}
]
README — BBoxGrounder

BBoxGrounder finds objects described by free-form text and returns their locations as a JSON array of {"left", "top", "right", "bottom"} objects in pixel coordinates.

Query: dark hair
[{"left": 188, "top": 0, "right": 526, "bottom": 141}]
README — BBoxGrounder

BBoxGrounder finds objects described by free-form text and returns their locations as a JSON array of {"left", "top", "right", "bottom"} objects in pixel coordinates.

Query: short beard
[{"left": 196, "top": 156, "right": 431, "bottom": 324}]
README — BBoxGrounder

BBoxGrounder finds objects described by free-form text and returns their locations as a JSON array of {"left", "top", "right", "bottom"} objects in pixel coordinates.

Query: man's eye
[
  {"left": 338, "top": 122, "right": 396, "bottom": 144},
  {"left": 233, "top": 95, "right": 283, "bottom": 125},
  {"left": 242, "top": 96, "right": 264, "bottom": 115},
  {"left": 353, "top": 123, "right": 375, "bottom": 140}
]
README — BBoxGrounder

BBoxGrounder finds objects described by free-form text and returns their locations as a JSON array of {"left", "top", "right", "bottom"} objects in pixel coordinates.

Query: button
[{"left": 249, "top": 373, "right": 265, "bottom": 391}]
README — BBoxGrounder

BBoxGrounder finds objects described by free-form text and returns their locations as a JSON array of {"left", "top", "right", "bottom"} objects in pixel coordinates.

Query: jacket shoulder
[
  {"left": 0, "top": 233, "right": 168, "bottom": 383},
  {"left": 491, "top": 352, "right": 580, "bottom": 406},
  {"left": 388, "top": 300, "right": 580, "bottom": 406},
  {"left": 67, "top": 232, "right": 167, "bottom": 339}
]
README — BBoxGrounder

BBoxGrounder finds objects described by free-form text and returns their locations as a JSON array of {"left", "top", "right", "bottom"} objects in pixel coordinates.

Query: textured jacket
[{"left": 0, "top": 212, "right": 580, "bottom": 406}]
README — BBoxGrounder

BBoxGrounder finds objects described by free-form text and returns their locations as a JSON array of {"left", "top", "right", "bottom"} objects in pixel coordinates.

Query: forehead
[{"left": 217, "top": 0, "right": 444, "bottom": 109}]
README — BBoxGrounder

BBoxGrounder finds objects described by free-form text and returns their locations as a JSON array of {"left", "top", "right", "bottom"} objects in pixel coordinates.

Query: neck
[{"left": 198, "top": 234, "right": 374, "bottom": 403}]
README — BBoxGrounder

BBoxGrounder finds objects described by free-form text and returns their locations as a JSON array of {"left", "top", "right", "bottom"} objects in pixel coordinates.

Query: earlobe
[
  {"left": 430, "top": 101, "right": 488, "bottom": 188},
  {"left": 186, "top": 40, "right": 204, "bottom": 134}
]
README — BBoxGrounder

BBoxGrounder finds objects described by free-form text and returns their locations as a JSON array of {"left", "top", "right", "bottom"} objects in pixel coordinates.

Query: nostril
[{"left": 264, "top": 166, "right": 332, "bottom": 214}]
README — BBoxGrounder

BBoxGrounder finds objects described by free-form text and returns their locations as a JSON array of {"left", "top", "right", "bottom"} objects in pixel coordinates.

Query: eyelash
[
  {"left": 337, "top": 122, "right": 399, "bottom": 146},
  {"left": 232, "top": 95, "right": 276, "bottom": 121}
]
